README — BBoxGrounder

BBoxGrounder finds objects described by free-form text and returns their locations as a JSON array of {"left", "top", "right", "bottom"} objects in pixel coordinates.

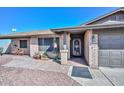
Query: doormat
[{"left": 71, "top": 66, "right": 92, "bottom": 79}]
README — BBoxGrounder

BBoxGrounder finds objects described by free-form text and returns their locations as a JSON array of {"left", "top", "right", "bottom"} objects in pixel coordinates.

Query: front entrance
[
  {"left": 72, "top": 38, "right": 81, "bottom": 56},
  {"left": 70, "top": 33, "right": 84, "bottom": 57}
]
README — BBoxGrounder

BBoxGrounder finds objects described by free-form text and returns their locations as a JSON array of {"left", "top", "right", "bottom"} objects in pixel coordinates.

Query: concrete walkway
[
  {"left": 100, "top": 67, "right": 124, "bottom": 86},
  {"left": 68, "top": 66, "right": 124, "bottom": 86},
  {"left": 68, "top": 58, "right": 88, "bottom": 67},
  {"left": 68, "top": 66, "right": 113, "bottom": 86}
]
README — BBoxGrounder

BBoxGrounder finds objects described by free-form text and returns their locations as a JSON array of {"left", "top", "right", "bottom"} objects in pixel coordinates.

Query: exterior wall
[
  {"left": 30, "top": 35, "right": 60, "bottom": 57},
  {"left": 11, "top": 38, "right": 30, "bottom": 55},
  {"left": 10, "top": 34, "right": 61, "bottom": 57},
  {"left": 67, "top": 32, "right": 71, "bottom": 59},
  {"left": 30, "top": 37, "right": 38, "bottom": 57},
  {"left": 84, "top": 30, "right": 98, "bottom": 68},
  {"left": 84, "top": 31, "right": 90, "bottom": 63}
]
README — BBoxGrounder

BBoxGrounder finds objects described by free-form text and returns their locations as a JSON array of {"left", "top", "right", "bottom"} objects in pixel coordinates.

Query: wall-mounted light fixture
[{"left": 92, "top": 34, "right": 98, "bottom": 44}]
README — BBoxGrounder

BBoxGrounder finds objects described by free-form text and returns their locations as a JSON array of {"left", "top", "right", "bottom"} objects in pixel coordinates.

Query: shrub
[
  {"left": 33, "top": 52, "right": 41, "bottom": 59},
  {"left": 41, "top": 52, "right": 48, "bottom": 58}
]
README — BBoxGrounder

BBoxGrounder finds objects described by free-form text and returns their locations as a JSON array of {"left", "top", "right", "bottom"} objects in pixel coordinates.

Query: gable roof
[{"left": 82, "top": 7, "right": 124, "bottom": 25}]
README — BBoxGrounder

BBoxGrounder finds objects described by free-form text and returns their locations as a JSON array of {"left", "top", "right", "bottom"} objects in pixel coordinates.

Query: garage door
[
  {"left": 99, "top": 34, "right": 124, "bottom": 49},
  {"left": 98, "top": 32, "right": 124, "bottom": 67},
  {"left": 99, "top": 50, "right": 124, "bottom": 67}
]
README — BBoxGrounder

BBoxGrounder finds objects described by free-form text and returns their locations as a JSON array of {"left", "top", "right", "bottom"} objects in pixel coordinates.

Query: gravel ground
[
  {"left": 0, "top": 67, "right": 80, "bottom": 86},
  {"left": 0, "top": 55, "right": 13, "bottom": 66},
  {"left": 0, "top": 55, "right": 80, "bottom": 86}
]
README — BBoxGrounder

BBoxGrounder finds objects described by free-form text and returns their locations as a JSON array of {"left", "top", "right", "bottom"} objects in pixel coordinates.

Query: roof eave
[{"left": 52, "top": 23, "right": 124, "bottom": 32}]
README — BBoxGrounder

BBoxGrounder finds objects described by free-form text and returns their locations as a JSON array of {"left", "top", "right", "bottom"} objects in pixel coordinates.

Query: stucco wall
[
  {"left": 11, "top": 38, "right": 30, "bottom": 55},
  {"left": 84, "top": 30, "right": 91, "bottom": 65}
]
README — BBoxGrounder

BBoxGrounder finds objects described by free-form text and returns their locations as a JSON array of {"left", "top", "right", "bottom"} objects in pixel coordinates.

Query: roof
[
  {"left": 52, "top": 22, "right": 124, "bottom": 32},
  {"left": 0, "top": 30, "right": 56, "bottom": 39},
  {"left": 82, "top": 7, "right": 124, "bottom": 25},
  {"left": 1, "top": 22, "right": 124, "bottom": 39}
]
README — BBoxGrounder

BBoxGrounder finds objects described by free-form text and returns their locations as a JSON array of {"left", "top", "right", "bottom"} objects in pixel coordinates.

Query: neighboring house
[{"left": 1, "top": 8, "right": 124, "bottom": 68}]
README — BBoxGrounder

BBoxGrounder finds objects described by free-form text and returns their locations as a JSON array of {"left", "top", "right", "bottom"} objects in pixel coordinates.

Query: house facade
[{"left": 1, "top": 8, "right": 124, "bottom": 68}]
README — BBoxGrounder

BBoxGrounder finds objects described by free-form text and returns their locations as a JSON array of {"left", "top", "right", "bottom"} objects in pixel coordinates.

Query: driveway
[{"left": 100, "top": 67, "right": 124, "bottom": 86}]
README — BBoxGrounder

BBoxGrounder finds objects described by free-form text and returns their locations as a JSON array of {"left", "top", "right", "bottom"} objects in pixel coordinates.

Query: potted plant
[
  {"left": 41, "top": 52, "right": 49, "bottom": 60},
  {"left": 33, "top": 52, "right": 41, "bottom": 59}
]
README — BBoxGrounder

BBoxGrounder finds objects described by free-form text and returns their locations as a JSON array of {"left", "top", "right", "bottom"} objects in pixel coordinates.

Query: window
[
  {"left": 20, "top": 40, "right": 27, "bottom": 48},
  {"left": 38, "top": 38, "right": 59, "bottom": 52},
  {"left": 38, "top": 38, "right": 53, "bottom": 51}
]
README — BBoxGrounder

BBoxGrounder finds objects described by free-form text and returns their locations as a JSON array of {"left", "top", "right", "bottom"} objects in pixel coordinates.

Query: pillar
[
  {"left": 88, "top": 30, "right": 98, "bottom": 68},
  {"left": 30, "top": 37, "right": 39, "bottom": 57},
  {"left": 67, "top": 32, "right": 71, "bottom": 59},
  {"left": 60, "top": 50, "right": 68, "bottom": 64}
]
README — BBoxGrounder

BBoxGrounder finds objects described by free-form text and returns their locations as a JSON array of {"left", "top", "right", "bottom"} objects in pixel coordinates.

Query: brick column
[
  {"left": 59, "top": 34, "right": 64, "bottom": 50},
  {"left": 88, "top": 31, "right": 98, "bottom": 68},
  {"left": 89, "top": 44, "right": 98, "bottom": 68},
  {"left": 30, "top": 37, "right": 39, "bottom": 57},
  {"left": 60, "top": 32, "right": 69, "bottom": 64},
  {"left": 60, "top": 50, "right": 68, "bottom": 64}
]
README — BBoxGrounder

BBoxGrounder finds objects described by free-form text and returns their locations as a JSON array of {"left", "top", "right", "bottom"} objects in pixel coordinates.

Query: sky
[{"left": 0, "top": 7, "right": 118, "bottom": 46}]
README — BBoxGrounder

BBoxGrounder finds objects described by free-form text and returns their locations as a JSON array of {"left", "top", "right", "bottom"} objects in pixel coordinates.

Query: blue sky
[{"left": 0, "top": 7, "right": 118, "bottom": 46}]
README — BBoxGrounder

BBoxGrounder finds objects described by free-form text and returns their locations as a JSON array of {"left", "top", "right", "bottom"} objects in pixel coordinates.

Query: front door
[{"left": 72, "top": 38, "right": 82, "bottom": 56}]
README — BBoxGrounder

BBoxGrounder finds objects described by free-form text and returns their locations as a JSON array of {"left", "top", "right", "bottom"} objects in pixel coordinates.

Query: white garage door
[{"left": 99, "top": 50, "right": 124, "bottom": 67}]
